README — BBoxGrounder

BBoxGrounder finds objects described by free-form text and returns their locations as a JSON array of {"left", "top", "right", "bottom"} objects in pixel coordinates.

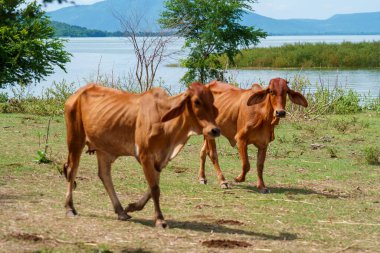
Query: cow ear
[
  {"left": 247, "top": 89, "right": 268, "bottom": 106},
  {"left": 161, "top": 93, "right": 189, "bottom": 122},
  {"left": 288, "top": 90, "right": 308, "bottom": 107}
]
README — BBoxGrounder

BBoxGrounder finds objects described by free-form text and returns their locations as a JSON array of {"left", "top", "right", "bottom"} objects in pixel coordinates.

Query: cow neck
[{"left": 165, "top": 97, "right": 195, "bottom": 142}]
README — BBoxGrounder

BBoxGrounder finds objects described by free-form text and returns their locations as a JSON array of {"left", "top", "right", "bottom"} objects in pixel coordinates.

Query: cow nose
[
  {"left": 276, "top": 110, "right": 286, "bottom": 118},
  {"left": 211, "top": 128, "right": 221, "bottom": 137}
]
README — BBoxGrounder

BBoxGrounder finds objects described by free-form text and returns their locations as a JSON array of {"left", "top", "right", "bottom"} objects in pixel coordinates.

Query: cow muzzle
[
  {"left": 275, "top": 110, "right": 286, "bottom": 118},
  {"left": 205, "top": 127, "right": 221, "bottom": 138}
]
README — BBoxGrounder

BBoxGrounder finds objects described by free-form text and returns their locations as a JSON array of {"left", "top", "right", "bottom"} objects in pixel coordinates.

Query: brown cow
[
  {"left": 63, "top": 82, "right": 220, "bottom": 228},
  {"left": 198, "top": 78, "right": 308, "bottom": 192}
]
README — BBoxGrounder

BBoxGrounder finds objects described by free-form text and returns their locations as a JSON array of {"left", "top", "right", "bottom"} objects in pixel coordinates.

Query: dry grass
[{"left": 0, "top": 113, "right": 379, "bottom": 252}]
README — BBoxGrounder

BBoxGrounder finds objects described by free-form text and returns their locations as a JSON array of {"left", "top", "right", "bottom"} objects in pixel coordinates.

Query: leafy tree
[
  {"left": 0, "top": 0, "right": 71, "bottom": 88},
  {"left": 159, "top": 0, "right": 267, "bottom": 84}
]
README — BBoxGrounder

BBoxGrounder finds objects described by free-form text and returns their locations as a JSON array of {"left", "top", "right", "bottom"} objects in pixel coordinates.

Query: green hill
[{"left": 51, "top": 21, "right": 123, "bottom": 37}]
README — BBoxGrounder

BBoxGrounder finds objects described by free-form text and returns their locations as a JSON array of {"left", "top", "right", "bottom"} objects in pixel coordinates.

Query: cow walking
[
  {"left": 198, "top": 78, "right": 308, "bottom": 192},
  {"left": 63, "top": 82, "right": 220, "bottom": 228}
]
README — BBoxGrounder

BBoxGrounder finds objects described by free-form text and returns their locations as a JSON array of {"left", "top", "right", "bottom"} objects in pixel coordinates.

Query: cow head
[
  {"left": 161, "top": 82, "right": 220, "bottom": 138},
  {"left": 247, "top": 78, "right": 308, "bottom": 119}
]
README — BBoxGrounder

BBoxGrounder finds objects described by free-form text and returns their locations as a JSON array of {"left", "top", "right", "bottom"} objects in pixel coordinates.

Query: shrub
[
  {"left": 1, "top": 80, "right": 76, "bottom": 116},
  {"left": 0, "top": 92, "right": 8, "bottom": 103},
  {"left": 363, "top": 146, "right": 380, "bottom": 165},
  {"left": 333, "top": 90, "right": 361, "bottom": 114}
]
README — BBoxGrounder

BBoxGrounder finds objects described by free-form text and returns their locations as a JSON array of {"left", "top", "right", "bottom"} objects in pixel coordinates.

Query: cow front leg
[
  {"left": 97, "top": 152, "right": 131, "bottom": 221},
  {"left": 257, "top": 147, "right": 269, "bottom": 194},
  {"left": 198, "top": 139, "right": 208, "bottom": 184},
  {"left": 235, "top": 140, "right": 250, "bottom": 183},
  {"left": 207, "top": 139, "right": 229, "bottom": 188},
  {"left": 141, "top": 158, "right": 166, "bottom": 228}
]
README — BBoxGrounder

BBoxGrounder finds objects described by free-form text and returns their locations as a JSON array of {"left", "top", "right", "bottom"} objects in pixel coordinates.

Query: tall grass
[{"left": 227, "top": 42, "right": 380, "bottom": 69}]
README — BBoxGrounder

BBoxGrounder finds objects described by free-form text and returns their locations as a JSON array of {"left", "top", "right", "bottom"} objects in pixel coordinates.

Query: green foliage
[
  {"left": 333, "top": 89, "right": 361, "bottom": 114},
  {"left": 0, "top": 0, "right": 71, "bottom": 88},
  {"left": 35, "top": 150, "right": 51, "bottom": 164},
  {"left": 363, "top": 146, "right": 380, "bottom": 165},
  {"left": 159, "top": 0, "right": 266, "bottom": 84},
  {"left": 228, "top": 42, "right": 380, "bottom": 69},
  {"left": 0, "top": 80, "right": 76, "bottom": 116},
  {"left": 286, "top": 76, "right": 363, "bottom": 119},
  {"left": 0, "top": 92, "right": 8, "bottom": 103}
]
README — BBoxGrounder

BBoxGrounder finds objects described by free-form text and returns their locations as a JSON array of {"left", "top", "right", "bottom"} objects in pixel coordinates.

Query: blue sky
[{"left": 42, "top": 0, "right": 380, "bottom": 19}]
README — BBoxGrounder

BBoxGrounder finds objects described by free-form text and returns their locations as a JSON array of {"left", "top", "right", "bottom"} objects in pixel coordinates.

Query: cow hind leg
[
  {"left": 64, "top": 141, "right": 85, "bottom": 217},
  {"left": 125, "top": 189, "right": 151, "bottom": 213},
  {"left": 96, "top": 151, "right": 131, "bottom": 221}
]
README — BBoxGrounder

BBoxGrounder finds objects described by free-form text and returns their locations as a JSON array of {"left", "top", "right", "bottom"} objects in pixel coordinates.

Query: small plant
[
  {"left": 292, "top": 134, "right": 303, "bottom": 144},
  {"left": 332, "top": 119, "right": 349, "bottom": 133},
  {"left": 35, "top": 150, "right": 51, "bottom": 164},
  {"left": 35, "top": 119, "right": 52, "bottom": 164},
  {"left": 327, "top": 147, "right": 338, "bottom": 158},
  {"left": 363, "top": 146, "right": 380, "bottom": 165}
]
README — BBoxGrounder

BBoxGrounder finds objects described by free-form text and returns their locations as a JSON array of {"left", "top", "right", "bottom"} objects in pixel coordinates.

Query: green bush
[
  {"left": 0, "top": 92, "right": 8, "bottom": 103},
  {"left": 363, "top": 146, "right": 380, "bottom": 165},
  {"left": 333, "top": 89, "right": 361, "bottom": 114}
]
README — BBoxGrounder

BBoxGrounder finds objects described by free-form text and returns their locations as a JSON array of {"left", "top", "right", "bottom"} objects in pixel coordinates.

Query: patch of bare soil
[
  {"left": 9, "top": 232, "right": 44, "bottom": 242},
  {"left": 202, "top": 239, "right": 251, "bottom": 249},
  {"left": 170, "top": 166, "right": 189, "bottom": 174},
  {"left": 214, "top": 219, "right": 244, "bottom": 226},
  {"left": 172, "top": 166, "right": 189, "bottom": 173}
]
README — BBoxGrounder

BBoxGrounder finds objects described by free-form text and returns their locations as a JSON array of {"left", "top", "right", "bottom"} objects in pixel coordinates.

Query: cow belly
[{"left": 85, "top": 136, "right": 135, "bottom": 157}]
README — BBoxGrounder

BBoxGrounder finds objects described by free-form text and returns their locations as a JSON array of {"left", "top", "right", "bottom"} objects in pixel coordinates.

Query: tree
[
  {"left": 0, "top": 0, "right": 71, "bottom": 88},
  {"left": 159, "top": 0, "right": 267, "bottom": 84},
  {"left": 114, "top": 11, "right": 177, "bottom": 92}
]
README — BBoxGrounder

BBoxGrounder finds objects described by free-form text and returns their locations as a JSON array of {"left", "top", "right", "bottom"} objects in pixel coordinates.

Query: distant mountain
[
  {"left": 242, "top": 11, "right": 380, "bottom": 35},
  {"left": 47, "top": 0, "right": 380, "bottom": 35},
  {"left": 48, "top": 0, "right": 165, "bottom": 33},
  {"left": 52, "top": 21, "right": 123, "bottom": 37}
]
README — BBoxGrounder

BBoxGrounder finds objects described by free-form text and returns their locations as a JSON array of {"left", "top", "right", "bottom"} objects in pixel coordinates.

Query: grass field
[{"left": 0, "top": 112, "right": 379, "bottom": 252}]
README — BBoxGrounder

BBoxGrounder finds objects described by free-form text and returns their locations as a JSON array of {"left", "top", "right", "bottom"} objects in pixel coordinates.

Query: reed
[{"left": 225, "top": 41, "right": 380, "bottom": 69}]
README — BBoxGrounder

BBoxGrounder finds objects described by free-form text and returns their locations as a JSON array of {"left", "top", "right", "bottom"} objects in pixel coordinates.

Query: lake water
[{"left": 11, "top": 35, "right": 380, "bottom": 97}]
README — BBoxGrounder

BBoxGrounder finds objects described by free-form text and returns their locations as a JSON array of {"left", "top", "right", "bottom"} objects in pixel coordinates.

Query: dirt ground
[{"left": 1, "top": 113, "right": 379, "bottom": 252}]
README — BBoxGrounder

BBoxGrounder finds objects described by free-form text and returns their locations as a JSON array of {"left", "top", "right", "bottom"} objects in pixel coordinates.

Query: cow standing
[
  {"left": 198, "top": 78, "right": 308, "bottom": 192},
  {"left": 63, "top": 82, "right": 220, "bottom": 228}
]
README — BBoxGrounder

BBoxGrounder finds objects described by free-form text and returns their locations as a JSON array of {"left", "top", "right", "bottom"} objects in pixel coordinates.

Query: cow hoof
[
  {"left": 66, "top": 209, "right": 77, "bottom": 217},
  {"left": 199, "top": 178, "right": 208, "bottom": 185},
  {"left": 234, "top": 176, "right": 245, "bottom": 183},
  {"left": 125, "top": 203, "right": 140, "bottom": 213},
  {"left": 155, "top": 219, "right": 168, "bottom": 229},
  {"left": 118, "top": 213, "right": 132, "bottom": 221},
  {"left": 220, "top": 182, "right": 231, "bottom": 189},
  {"left": 259, "top": 188, "right": 270, "bottom": 194}
]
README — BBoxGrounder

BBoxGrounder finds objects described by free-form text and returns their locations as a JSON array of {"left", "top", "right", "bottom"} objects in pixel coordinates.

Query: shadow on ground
[
  {"left": 130, "top": 218, "right": 297, "bottom": 241},
  {"left": 234, "top": 184, "right": 346, "bottom": 198}
]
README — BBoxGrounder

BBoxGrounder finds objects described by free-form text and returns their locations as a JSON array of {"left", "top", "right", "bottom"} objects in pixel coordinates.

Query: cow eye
[
  {"left": 194, "top": 99, "right": 201, "bottom": 107},
  {"left": 269, "top": 89, "right": 274, "bottom": 95}
]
